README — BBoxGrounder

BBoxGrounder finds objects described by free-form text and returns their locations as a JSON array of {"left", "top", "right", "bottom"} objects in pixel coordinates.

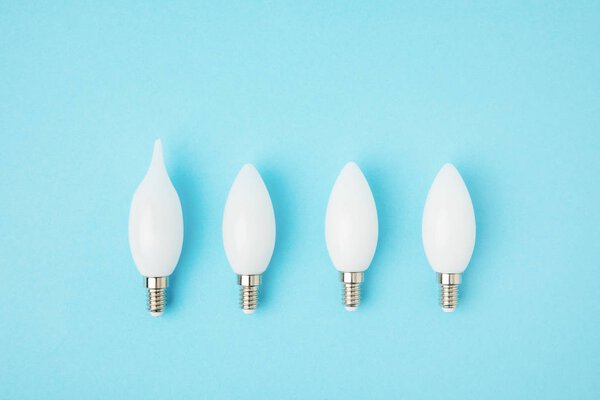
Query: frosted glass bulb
[
  {"left": 223, "top": 164, "right": 276, "bottom": 314},
  {"left": 422, "top": 163, "right": 476, "bottom": 312},
  {"left": 128, "top": 139, "right": 183, "bottom": 317},
  {"left": 325, "top": 162, "right": 378, "bottom": 311}
]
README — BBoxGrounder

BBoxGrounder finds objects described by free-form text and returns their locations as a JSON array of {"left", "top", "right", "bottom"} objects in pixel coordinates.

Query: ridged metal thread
[
  {"left": 240, "top": 285, "right": 258, "bottom": 311},
  {"left": 343, "top": 282, "right": 361, "bottom": 309},
  {"left": 148, "top": 288, "right": 166, "bottom": 314},
  {"left": 440, "top": 284, "right": 458, "bottom": 311},
  {"left": 144, "top": 277, "right": 168, "bottom": 316}
]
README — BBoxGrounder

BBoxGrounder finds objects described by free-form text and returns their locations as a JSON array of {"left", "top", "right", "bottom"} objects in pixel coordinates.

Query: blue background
[{"left": 1, "top": 1, "right": 599, "bottom": 399}]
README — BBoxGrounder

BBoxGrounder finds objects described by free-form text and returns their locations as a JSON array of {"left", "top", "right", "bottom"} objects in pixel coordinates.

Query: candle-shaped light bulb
[
  {"left": 325, "top": 162, "right": 378, "bottom": 311},
  {"left": 422, "top": 163, "right": 476, "bottom": 312},
  {"left": 128, "top": 139, "right": 184, "bottom": 317},
  {"left": 222, "top": 164, "right": 276, "bottom": 314}
]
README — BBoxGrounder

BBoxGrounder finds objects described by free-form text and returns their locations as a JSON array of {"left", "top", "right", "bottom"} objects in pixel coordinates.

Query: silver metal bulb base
[
  {"left": 145, "top": 276, "right": 168, "bottom": 317},
  {"left": 438, "top": 273, "right": 461, "bottom": 312},
  {"left": 238, "top": 274, "right": 261, "bottom": 314},
  {"left": 341, "top": 272, "right": 364, "bottom": 311}
]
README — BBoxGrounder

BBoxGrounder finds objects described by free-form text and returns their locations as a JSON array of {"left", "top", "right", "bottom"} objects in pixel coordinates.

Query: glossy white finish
[
  {"left": 129, "top": 140, "right": 184, "bottom": 278},
  {"left": 422, "top": 163, "right": 476, "bottom": 274},
  {"left": 223, "top": 164, "right": 276, "bottom": 275},
  {"left": 325, "top": 162, "right": 378, "bottom": 272}
]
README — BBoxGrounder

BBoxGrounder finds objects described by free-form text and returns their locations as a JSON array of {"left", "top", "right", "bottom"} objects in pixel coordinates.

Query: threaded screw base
[
  {"left": 343, "top": 282, "right": 361, "bottom": 310},
  {"left": 148, "top": 288, "right": 166, "bottom": 316},
  {"left": 240, "top": 285, "right": 258, "bottom": 313},
  {"left": 438, "top": 273, "right": 461, "bottom": 313},
  {"left": 144, "top": 276, "right": 168, "bottom": 317},
  {"left": 238, "top": 274, "right": 261, "bottom": 314},
  {"left": 341, "top": 272, "right": 364, "bottom": 311}
]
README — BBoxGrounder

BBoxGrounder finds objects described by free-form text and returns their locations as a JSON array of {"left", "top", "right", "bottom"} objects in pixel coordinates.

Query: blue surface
[{"left": 1, "top": 2, "right": 599, "bottom": 399}]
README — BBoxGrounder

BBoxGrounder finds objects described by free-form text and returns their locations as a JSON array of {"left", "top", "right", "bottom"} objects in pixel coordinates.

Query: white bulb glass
[
  {"left": 223, "top": 164, "right": 276, "bottom": 276},
  {"left": 325, "top": 162, "right": 378, "bottom": 272},
  {"left": 129, "top": 139, "right": 184, "bottom": 278},
  {"left": 422, "top": 163, "right": 476, "bottom": 274}
]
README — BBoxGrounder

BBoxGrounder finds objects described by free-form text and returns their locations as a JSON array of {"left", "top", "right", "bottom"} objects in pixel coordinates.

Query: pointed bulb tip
[
  {"left": 343, "top": 160, "right": 360, "bottom": 169},
  {"left": 237, "top": 163, "right": 262, "bottom": 180},
  {"left": 441, "top": 162, "right": 456, "bottom": 170},
  {"left": 339, "top": 161, "right": 365, "bottom": 178},
  {"left": 151, "top": 139, "right": 165, "bottom": 164}
]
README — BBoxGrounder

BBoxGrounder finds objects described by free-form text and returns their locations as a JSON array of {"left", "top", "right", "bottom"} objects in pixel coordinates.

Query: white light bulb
[
  {"left": 325, "top": 162, "right": 378, "bottom": 311},
  {"left": 129, "top": 139, "right": 183, "bottom": 317},
  {"left": 223, "top": 164, "right": 276, "bottom": 314},
  {"left": 422, "top": 163, "right": 476, "bottom": 312}
]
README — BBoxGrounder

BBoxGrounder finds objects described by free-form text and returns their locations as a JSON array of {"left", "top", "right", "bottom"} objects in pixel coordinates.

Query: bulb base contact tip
[
  {"left": 341, "top": 272, "right": 363, "bottom": 311},
  {"left": 144, "top": 277, "right": 168, "bottom": 317},
  {"left": 238, "top": 274, "right": 261, "bottom": 314},
  {"left": 438, "top": 273, "right": 461, "bottom": 312}
]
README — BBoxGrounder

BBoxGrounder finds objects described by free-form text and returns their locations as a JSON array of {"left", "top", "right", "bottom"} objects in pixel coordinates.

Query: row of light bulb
[{"left": 129, "top": 140, "right": 476, "bottom": 317}]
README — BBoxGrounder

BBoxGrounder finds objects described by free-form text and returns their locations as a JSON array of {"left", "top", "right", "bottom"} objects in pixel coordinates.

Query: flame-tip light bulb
[
  {"left": 223, "top": 164, "right": 276, "bottom": 314},
  {"left": 325, "top": 162, "right": 378, "bottom": 311},
  {"left": 128, "top": 139, "right": 184, "bottom": 317},
  {"left": 422, "top": 163, "right": 476, "bottom": 312}
]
